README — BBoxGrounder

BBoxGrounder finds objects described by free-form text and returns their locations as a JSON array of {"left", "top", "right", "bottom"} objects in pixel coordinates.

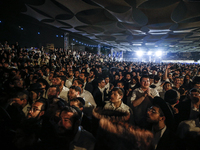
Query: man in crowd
[
  {"left": 79, "top": 72, "right": 93, "bottom": 94},
  {"left": 131, "top": 75, "right": 159, "bottom": 128},
  {"left": 58, "top": 106, "right": 96, "bottom": 150},
  {"left": 146, "top": 97, "right": 181, "bottom": 150},
  {"left": 11, "top": 90, "right": 30, "bottom": 116},
  {"left": 103, "top": 87, "right": 131, "bottom": 114},
  {"left": 72, "top": 79, "right": 96, "bottom": 108},
  {"left": 93, "top": 78, "right": 106, "bottom": 107},
  {"left": 69, "top": 97, "right": 92, "bottom": 132},
  {"left": 52, "top": 75, "right": 69, "bottom": 102},
  {"left": 27, "top": 98, "right": 48, "bottom": 120}
]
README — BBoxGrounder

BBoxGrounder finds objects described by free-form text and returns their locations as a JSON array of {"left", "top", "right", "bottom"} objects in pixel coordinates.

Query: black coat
[
  {"left": 84, "top": 82, "right": 93, "bottom": 94},
  {"left": 176, "top": 99, "right": 191, "bottom": 125},
  {"left": 93, "top": 88, "right": 105, "bottom": 107},
  {"left": 156, "top": 128, "right": 183, "bottom": 150},
  {"left": 81, "top": 114, "right": 92, "bottom": 133}
]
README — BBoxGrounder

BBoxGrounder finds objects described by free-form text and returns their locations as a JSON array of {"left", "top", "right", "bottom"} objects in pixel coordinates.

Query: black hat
[
  {"left": 76, "top": 97, "right": 85, "bottom": 106},
  {"left": 164, "top": 89, "right": 180, "bottom": 105},
  {"left": 152, "top": 97, "right": 174, "bottom": 128}
]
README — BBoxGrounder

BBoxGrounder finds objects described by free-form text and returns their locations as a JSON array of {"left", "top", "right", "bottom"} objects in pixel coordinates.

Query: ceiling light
[
  {"left": 133, "top": 43, "right": 142, "bottom": 46},
  {"left": 156, "top": 51, "right": 162, "bottom": 57},
  {"left": 147, "top": 51, "right": 152, "bottom": 55},
  {"left": 136, "top": 51, "right": 144, "bottom": 57}
]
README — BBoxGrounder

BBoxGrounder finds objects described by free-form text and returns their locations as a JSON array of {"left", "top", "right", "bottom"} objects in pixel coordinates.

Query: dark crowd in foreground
[{"left": 1, "top": 42, "right": 200, "bottom": 150}]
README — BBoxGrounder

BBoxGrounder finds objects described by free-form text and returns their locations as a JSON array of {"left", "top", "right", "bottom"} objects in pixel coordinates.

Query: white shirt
[
  {"left": 59, "top": 86, "right": 69, "bottom": 102},
  {"left": 98, "top": 87, "right": 105, "bottom": 101},
  {"left": 131, "top": 87, "right": 159, "bottom": 102},
  {"left": 80, "top": 90, "right": 96, "bottom": 107},
  {"left": 68, "top": 77, "right": 74, "bottom": 84},
  {"left": 103, "top": 101, "right": 131, "bottom": 114},
  {"left": 151, "top": 82, "right": 163, "bottom": 93},
  {"left": 65, "top": 79, "right": 72, "bottom": 88},
  {"left": 105, "top": 83, "right": 110, "bottom": 94}
]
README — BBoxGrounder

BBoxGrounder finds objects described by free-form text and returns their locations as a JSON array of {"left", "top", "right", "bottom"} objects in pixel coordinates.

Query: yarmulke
[
  {"left": 76, "top": 97, "right": 85, "bottom": 106},
  {"left": 164, "top": 89, "right": 180, "bottom": 105}
]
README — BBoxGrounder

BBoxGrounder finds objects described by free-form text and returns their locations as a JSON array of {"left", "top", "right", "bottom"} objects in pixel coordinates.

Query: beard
[
  {"left": 146, "top": 116, "right": 159, "bottom": 124},
  {"left": 57, "top": 125, "right": 75, "bottom": 140},
  {"left": 48, "top": 96, "right": 58, "bottom": 104}
]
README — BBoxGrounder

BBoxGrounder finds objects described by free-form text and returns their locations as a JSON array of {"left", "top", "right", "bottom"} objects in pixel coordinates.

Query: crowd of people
[{"left": 0, "top": 41, "right": 200, "bottom": 150}]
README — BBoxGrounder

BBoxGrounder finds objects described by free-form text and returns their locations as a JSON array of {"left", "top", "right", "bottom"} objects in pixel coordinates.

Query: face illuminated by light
[
  {"left": 140, "top": 77, "right": 150, "bottom": 89},
  {"left": 68, "top": 89, "right": 79, "bottom": 101},
  {"left": 110, "top": 91, "right": 122, "bottom": 103},
  {"left": 27, "top": 102, "right": 44, "bottom": 119}
]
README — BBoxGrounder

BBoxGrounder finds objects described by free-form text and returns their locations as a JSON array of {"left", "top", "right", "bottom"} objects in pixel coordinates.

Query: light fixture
[
  {"left": 156, "top": 51, "right": 162, "bottom": 57},
  {"left": 136, "top": 51, "right": 144, "bottom": 57},
  {"left": 147, "top": 51, "right": 152, "bottom": 55}
]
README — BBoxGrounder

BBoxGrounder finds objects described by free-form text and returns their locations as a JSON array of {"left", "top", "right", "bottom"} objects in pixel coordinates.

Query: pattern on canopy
[{"left": 21, "top": 0, "right": 200, "bottom": 52}]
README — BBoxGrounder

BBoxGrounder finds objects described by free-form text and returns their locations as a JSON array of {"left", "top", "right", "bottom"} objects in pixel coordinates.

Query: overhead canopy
[{"left": 6, "top": 0, "right": 200, "bottom": 52}]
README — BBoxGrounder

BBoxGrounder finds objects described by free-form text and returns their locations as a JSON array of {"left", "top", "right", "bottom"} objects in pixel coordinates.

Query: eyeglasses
[
  {"left": 27, "top": 107, "right": 42, "bottom": 112},
  {"left": 147, "top": 107, "right": 159, "bottom": 114}
]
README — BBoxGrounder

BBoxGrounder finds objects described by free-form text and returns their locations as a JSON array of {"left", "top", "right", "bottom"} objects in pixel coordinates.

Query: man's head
[
  {"left": 117, "top": 81, "right": 124, "bottom": 89},
  {"left": 29, "top": 83, "right": 44, "bottom": 102},
  {"left": 147, "top": 97, "right": 174, "bottom": 128},
  {"left": 47, "top": 85, "right": 60, "bottom": 100},
  {"left": 53, "top": 76, "right": 66, "bottom": 87},
  {"left": 79, "top": 72, "right": 86, "bottom": 81},
  {"left": 163, "top": 82, "right": 172, "bottom": 91},
  {"left": 89, "top": 68, "right": 97, "bottom": 79},
  {"left": 68, "top": 70, "right": 74, "bottom": 78},
  {"left": 105, "top": 76, "right": 110, "bottom": 84},
  {"left": 72, "top": 79, "right": 84, "bottom": 89},
  {"left": 11, "top": 91, "right": 29, "bottom": 108},
  {"left": 37, "top": 78, "right": 49, "bottom": 91},
  {"left": 126, "top": 73, "right": 131, "bottom": 81},
  {"left": 164, "top": 89, "right": 180, "bottom": 107},
  {"left": 154, "top": 75, "right": 160, "bottom": 84},
  {"left": 110, "top": 87, "right": 123, "bottom": 103},
  {"left": 189, "top": 88, "right": 200, "bottom": 104},
  {"left": 193, "top": 82, "right": 200, "bottom": 89},
  {"left": 74, "top": 70, "right": 80, "bottom": 78},
  {"left": 69, "top": 97, "right": 85, "bottom": 111},
  {"left": 147, "top": 105, "right": 165, "bottom": 124},
  {"left": 173, "top": 77, "right": 181, "bottom": 86},
  {"left": 114, "top": 74, "right": 119, "bottom": 81},
  {"left": 140, "top": 75, "right": 150, "bottom": 89},
  {"left": 27, "top": 98, "right": 48, "bottom": 119},
  {"left": 68, "top": 86, "right": 81, "bottom": 101},
  {"left": 157, "top": 71, "right": 163, "bottom": 78},
  {"left": 58, "top": 106, "right": 81, "bottom": 135},
  {"left": 98, "top": 78, "right": 106, "bottom": 89}
]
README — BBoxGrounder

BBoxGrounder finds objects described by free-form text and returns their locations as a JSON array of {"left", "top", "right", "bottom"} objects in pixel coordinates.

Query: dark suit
[
  {"left": 175, "top": 99, "right": 191, "bottom": 126},
  {"left": 93, "top": 88, "right": 105, "bottom": 107},
  {"left": 156, "top": 128, "right": 182, "bottom": 150},
  {"left": 84, "top": 82, "right": 93, "bottom": 94},
  {"left": 81, "top": 114, "right": 92, "bottom": 133}
]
